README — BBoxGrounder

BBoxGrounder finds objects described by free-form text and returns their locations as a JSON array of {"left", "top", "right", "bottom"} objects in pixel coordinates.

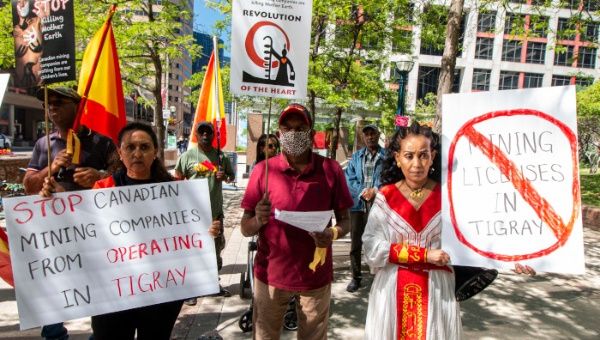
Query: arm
[
  {"left": 309, "top": 208, "right": 350, "bottom": 247},
  {"left": 23, "top": 149, "right": 72, "bottom": 194},
  {"left": 344, "top": 154, "right": 363, "bottom": 199}
]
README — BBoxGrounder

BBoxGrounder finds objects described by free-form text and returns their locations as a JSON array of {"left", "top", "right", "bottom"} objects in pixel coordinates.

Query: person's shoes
[
  {"left": 184, "top": 297, "right": 197, "bottom": 306},
  {"left": 346, "top": 278, "right": 361, "bottom": 293},
  {"left": 218, "top": 286, "right": 231, "bottom": 297}
]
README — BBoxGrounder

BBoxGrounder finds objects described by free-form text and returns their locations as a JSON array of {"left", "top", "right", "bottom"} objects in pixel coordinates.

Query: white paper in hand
[{"left": 274, "top": 209, "right": 333, "bottom": 233}]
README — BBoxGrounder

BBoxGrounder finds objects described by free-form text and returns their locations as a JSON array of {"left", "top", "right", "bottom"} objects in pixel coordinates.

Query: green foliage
[
  {"left": 581, "top": 171, "right": 600, "bottom": 207},
  {"left": 577, "top": 81, "right": 600, "bottom": 118}
]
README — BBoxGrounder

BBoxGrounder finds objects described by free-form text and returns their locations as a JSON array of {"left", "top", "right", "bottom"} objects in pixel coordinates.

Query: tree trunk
[
  {"left": 152, "top": 53, "right": 165, "bottom": 160},
  {"left": 329, "top": 107, "right": 343, "bottom": 159},
  {"left": 434, "top": 0, "right": 464, "bottom": 134}
]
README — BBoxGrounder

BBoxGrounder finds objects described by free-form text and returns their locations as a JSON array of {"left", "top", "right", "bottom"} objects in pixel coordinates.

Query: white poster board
[
  {"left": 4, "top": 180, "right": 219, "bottom": 330},
  {"left": 0, "top": 74, "right": 9, "bottom": 104},
  {"left": 230, "top": 0, "right": 313, "bottom": 99},
  {"left": 441, "top": 86, "right": 584, "bottom": 274}
]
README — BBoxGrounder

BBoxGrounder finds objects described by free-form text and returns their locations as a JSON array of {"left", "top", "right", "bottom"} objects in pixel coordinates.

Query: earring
[
  {"left": 430, "top": 167, "right": 435, "bottom": 174},
  {"left": 397, "top": 161, "right": 402, "bottom": 168}
]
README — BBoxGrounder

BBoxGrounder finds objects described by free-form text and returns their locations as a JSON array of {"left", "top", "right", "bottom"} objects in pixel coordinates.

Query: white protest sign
[
  {"left": 441, "top": 86, "right": 584, "bottom": 274},
  {"left": 230, "top": 0, "right": 313, "bottom": 99},
  {"left": 0, "top": 74, "right": 9, "bottom": 104},
  {"left": 4, "top": 179, "right": 219, "bottom": 329}
]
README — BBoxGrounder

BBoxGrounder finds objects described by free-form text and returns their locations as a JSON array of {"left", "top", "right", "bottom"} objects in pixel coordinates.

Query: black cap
[
  {"left": 196, "top": 121, "right": 214, "bottom": 133},
  {"left": 36, "top": 87, "right": 81, "bottom": 103},
  {"left": 362, "top": 124, "right": 379, "bottom": 133}
]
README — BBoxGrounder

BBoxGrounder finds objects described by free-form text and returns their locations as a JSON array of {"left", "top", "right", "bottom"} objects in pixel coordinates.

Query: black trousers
[
  {"left": 350, "top": 210, "right": 369, "bottom": 280},
  {"left": 91, "top": 300, "right": 183, "bottom": 340}
]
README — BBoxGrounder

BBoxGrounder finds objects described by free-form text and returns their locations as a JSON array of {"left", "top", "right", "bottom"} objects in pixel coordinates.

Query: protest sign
[
  {"left": 230, "top": 0, "right": 313, "bottom": 99},
  {"left": 11, "top": 0, "right": 76, "bottom": 87},
  {"left": 4, "top": 179, "right": 219, "bottom": 329},
  {"left": 441, "top": 86, "right": 584, "bottom": 274}
]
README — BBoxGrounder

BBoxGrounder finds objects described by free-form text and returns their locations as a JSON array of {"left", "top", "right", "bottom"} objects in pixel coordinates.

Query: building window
[
  {"left": 391, "top": 29, "right": 412, "bottom": 53},
  {"left": 554, "top": 45, "right": 574, "bottom": 66},
  {"left": 576, "top": 77, "right": 594, "bottom": 87},
  {"left": 528, "top": 16, "right": 548, "bottom": 38},
  {"left": 472, "top": 69, "right": 491, "bottom": 91},
  {"left": 526, "top": 42, "right": 546, "bottom": 64},
  {"left": 502, "top": 40, "right": 521, "bottom": 62},
  {"left": 552, "top": 75, "right": 571, "bottom": 86},
  {"left": 523, "top": 73, "right": 544, "bottom": 88},
  {"left": 475, "top": 38, "right": 494, "bottom": 60},
  {"left": 361, "top": 31, "right": 384, "bottom": 50},
  {"left": 582, "top": 22, "right": 600, "bottom": 42},
  {"left": 557, "top": 18, "right": 576, "bottom": 40},
  {"left": 417, "top": 66, "right": 461, "bottom": 100},
  {"left": 578, "top": 47, "right": 597, "bottom": 69},
  {"left": 477, "top": 11, "right": 496, "bottom": 33},
  {"left": 504, "top": 14, "right": 524, "bottom": 34},
  {"left": 499, "top": 71, "right": 519, "bottom": 90}
]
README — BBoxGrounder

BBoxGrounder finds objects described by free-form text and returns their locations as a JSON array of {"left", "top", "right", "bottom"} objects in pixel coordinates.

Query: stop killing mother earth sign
[{"left": 441, "top": 86, "right": 584, "bottom": 274}]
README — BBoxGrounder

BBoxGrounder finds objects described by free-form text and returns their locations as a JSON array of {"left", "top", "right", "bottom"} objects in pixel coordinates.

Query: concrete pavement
[{"left": 1, "top": 158, "right": 600, "bottom": 339}]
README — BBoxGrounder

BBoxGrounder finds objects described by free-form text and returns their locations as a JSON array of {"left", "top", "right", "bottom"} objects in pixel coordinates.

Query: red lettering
[
  {"left": 138, "top": 242, "right": 148, "bottom": 259},
  {"left": 106, "top": 249, "right": 118, "bottom": 263},
  {"left": 51, "top": 197, "right": 66, "bottom": 215},
  {"left": 68, "top": 194, "right": 82, "bottom": 212},
  {"left": 152, "top": 271, "right": 164, "bottom": 290},
  {"left": 32, "top": 198, "right": 53, "bottom": 217},
  {"left": 138, "top": 273, "right": 151, "bottom": 292},
  {"left": 128, "top": 244, "right": 138, "bottom": 260},
  {"left": 13, "top": 201, "right": 33, "bottom": 224}
]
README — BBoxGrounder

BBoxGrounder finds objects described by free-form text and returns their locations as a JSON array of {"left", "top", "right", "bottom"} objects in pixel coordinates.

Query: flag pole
[
  {"left": 43, "top": 85, "right": 51, "bottom": 181},
  {"left": 212, "top": 36, "right": 222, "bottom": 170},
  {"left": 74, "top": 4, "right": 117, "bottom": 129}
]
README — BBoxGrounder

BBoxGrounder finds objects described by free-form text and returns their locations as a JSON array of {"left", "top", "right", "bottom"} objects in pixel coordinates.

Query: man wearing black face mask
[
  {"left": 240, "top": 104, "right": 353, "bottom": 339},
  {"left": 175, "top": 121, "right": 235, "bottom": 305}
]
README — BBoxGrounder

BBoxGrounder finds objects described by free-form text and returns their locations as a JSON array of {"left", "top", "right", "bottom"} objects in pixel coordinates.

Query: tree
[
  {"left": 577, "top": 81, "right": 600, "bottom": 173},
  {"left": 309, "top": 0, "right": 400, "bottom": 159}
]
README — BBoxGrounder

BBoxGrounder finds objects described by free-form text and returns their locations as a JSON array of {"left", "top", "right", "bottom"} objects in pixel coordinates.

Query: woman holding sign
[
  {"left": 42, "top": 122, "right": 220, "bottom": 339},
  {"left": 362, "top": 122, "right": 461, "bottom": 339}
]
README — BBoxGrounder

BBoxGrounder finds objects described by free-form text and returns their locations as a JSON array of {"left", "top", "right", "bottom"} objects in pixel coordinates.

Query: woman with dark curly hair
[{"left": 362, "top": 122, "right": 460, "bottom": 339}]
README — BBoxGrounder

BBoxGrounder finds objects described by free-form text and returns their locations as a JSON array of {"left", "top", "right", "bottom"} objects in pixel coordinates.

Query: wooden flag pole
[{"left": 263, "top": 96, "right": 273, "bottom": 193}]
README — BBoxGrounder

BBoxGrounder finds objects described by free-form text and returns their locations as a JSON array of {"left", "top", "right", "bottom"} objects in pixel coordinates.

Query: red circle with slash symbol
[{"left": 447, "top": 109, "right": 580, "bottom": 261}]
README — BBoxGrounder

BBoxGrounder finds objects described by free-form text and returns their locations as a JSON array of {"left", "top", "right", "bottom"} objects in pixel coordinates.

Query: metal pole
[{"left": 395, "top": 71, "right": 408, "bottom": 130}]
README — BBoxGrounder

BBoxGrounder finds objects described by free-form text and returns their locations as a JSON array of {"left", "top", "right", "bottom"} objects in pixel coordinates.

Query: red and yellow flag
[
  {"left": 0, "top": 228, "right": 14, "bottom": 287},
  {"left": 75, "top": 6, "right": 125, "bottom": 144},
  {"left": 189, "top": 40, "right": 227, "bottom": 150}
]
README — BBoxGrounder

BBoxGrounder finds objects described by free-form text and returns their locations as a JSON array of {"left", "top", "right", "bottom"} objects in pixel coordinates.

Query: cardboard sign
[
  {"left": 230, "top": 0, "right": 313, "bottom": 99},
  {"left": 4, "top": 180, "right": 219, "bottom": 329},
  {"left": 11, "top": 0, "right": 76, "bottom": 87},
  {"left": 441, "top": 86, "right": 584, "bottom": 274}
]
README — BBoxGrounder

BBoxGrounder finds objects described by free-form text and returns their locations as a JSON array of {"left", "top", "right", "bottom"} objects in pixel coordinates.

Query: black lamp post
[{"left": 395, "top": 56, "right": 415, "bottom": 129}]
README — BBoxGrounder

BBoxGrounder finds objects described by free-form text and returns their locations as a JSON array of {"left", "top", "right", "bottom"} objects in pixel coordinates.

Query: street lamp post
[{"left": 395, "top": 56, "right": 415, "bottom": 129}]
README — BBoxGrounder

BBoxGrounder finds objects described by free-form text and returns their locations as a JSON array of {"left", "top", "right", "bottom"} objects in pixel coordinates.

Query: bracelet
[{"left": 329, "top": 226, "right": 339, "bottom": 240}]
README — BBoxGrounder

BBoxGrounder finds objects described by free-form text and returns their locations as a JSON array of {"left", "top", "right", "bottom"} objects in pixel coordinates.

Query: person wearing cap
[
  {"left": 174, "top": 121, "right": 235, "bottom": 304},
  {"left": 343, "top": 123, "right": 385, "bottom": 293},
  {"left": 23, "top": 87, "right": 116, "bottom": 340},
  {"left": 240, "top": 103, "right": 353, "bottom": 339}
]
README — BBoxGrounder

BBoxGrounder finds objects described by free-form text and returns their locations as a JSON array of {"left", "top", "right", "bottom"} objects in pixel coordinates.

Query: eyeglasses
[{"left": 267, "top": 144, "right": 277, "bottom": 149}]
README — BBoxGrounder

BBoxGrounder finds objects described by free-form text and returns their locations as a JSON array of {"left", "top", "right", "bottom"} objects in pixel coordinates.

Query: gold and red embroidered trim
[
  {"left": 390, "top": 243, "right": 428, "bottom": 264},
  {"left": 396, "top": 268, "right": 429, "bottom": 340}
]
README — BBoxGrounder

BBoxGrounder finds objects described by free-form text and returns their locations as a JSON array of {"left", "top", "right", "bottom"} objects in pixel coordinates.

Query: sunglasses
[{"left": 267, "top": 144, "right": 277, "bottom": 149}]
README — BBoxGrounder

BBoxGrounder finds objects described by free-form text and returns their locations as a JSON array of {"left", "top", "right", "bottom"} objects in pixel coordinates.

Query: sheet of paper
[{"left": 274, "top": 209, "right": 333, "bottom": 233}]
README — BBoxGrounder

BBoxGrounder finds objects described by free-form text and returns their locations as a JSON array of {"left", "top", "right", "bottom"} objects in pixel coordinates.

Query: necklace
[{"left": 403, "top": 180, "right": 428, "bottom": 200}]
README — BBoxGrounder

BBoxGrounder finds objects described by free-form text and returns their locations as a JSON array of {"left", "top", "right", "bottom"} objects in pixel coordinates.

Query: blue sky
[{"left": 194, "top": 0, "right": 229, "bottom": 55}]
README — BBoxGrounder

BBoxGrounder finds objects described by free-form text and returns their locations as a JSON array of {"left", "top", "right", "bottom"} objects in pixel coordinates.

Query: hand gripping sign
[{"left": 441, "top": 86, "right": 584, "bottom": 274}]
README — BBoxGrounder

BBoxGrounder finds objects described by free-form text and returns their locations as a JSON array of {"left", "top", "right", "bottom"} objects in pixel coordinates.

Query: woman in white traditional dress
[
  {"left": 363, "top": 122, "right": 458, "bottom": 339},
  {"left": 363, "top": 122, "right": 535, "bottom": 340}
]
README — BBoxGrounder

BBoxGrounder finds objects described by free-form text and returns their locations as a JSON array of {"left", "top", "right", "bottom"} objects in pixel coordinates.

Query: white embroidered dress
[{"left": 362, "top": 183, "right": 463, "bottom": 340}]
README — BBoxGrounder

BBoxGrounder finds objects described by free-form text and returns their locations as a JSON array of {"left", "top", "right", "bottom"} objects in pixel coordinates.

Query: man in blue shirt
[{"left": 344, "top": 124, "right": 385, "bottom": 292}]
